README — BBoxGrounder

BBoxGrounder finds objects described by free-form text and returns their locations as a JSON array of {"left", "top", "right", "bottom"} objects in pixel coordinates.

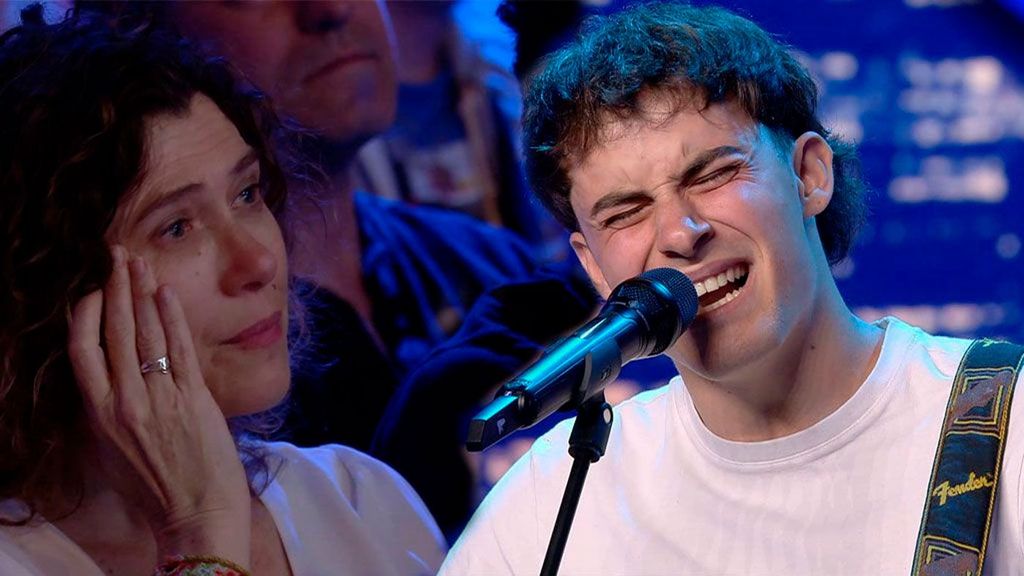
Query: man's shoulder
[
  {"left": 443, "top": 381, "right": 682, "bottom": 574},
  {"left": 883, "top": 317, "right": 1024, "bottom": 391},
  {"left": 354, "top": 191, "right": 536, "bottom": 273},
  {"left": 525, "top": 379, "right": 682, "bottom": 475},
  {"left": 471, "top": 380, "right": 680, "bottom": 495},
  {"left": 355, "top": 191, "right": 527, "bottom": 242},
  {"left": 878, "top": 317, "right": 974, "bottom": 384}
]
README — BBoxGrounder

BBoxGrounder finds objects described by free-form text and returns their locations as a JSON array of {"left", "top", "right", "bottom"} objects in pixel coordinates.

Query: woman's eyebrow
[
  {"left": 232, "top": 149, "right": 259, "bottom": 176},
  {"left": 136, "top": 183, "right": 204, "bottom": 224},
  {"left": 137, "top": 150, "right": 261, "bottom": 222}
]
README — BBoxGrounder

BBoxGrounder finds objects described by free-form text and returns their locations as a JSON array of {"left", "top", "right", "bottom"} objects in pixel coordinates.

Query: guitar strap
[{"left": 912, "top": 339, "right": 1024, "bottom": 576}]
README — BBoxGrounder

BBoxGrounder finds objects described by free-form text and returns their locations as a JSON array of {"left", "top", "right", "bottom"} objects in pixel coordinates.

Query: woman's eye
[
  {"left": 239, "top": 185, "right": 258, "bottom": 204},
  {"left": 234, "top": 181, "right": 268, "bottom": 208},
  {"left": 161, "top": 219, "right": 191, "bottom": 239}
]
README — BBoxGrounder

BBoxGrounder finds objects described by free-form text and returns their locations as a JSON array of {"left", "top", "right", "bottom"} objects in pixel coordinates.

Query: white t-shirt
[
  {"left": 0, "top": 442, "right": 446, "bottom": 575},
  {"left": 442, "top": 318, "right": 1024, "bottom": 575}
]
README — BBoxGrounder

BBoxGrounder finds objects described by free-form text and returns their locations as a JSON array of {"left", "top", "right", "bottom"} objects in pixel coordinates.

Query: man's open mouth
[{"left": 695, "top": 264, "right": 749, "bottom": 313}]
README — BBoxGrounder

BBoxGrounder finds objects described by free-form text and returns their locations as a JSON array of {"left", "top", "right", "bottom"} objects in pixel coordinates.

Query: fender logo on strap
[
  {"left": 931, "top": 472, "right": 994, "bottom": 507},
  {"left": 912, "top": 339, "right": 1024, "bottom": 576}
]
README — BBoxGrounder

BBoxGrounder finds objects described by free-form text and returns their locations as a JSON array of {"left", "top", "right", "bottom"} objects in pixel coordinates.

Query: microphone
[{"left": 467, "top": 267, "right": 698, "bottom": 452}]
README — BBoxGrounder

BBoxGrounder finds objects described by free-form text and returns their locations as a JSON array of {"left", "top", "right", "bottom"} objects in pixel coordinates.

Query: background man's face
[{"left": 172, "top": 0, "right": 397, "bottom": 147}]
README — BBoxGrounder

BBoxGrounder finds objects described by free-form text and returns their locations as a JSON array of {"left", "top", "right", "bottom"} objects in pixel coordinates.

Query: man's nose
[{"left": 655, "top": 197, "right": 713, "bottom": 260}]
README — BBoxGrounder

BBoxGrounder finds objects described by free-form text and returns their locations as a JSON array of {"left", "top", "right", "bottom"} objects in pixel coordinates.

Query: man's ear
[
  {"left": 792, "top": 131, "right": 834, "bottom": 219},
  {"left": 570, "top": 231, "right": 613, "bottom": 299}
]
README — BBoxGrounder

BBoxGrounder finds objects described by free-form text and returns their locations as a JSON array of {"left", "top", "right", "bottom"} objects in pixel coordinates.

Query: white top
[
  {"left": 0, "top": 442, "right": 446, "bottom": 575},
  {"left": 442, "top": 318, "right": 1024, "bottom": 575}
]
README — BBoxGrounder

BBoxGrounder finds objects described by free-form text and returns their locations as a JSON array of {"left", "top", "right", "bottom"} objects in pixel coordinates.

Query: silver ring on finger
[{"left": 140, "top": 355, "right": 170, "bottom": 376}]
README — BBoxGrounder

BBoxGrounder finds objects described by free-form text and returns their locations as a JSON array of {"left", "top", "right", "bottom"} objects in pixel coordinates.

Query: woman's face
[{"left": 106, "top": 93, "right": 290, "bottom": 418}]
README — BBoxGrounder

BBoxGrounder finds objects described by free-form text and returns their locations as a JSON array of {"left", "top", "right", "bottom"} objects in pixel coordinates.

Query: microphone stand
[{"left": 540, "top": 392, "right": 614, "bottom": 576}]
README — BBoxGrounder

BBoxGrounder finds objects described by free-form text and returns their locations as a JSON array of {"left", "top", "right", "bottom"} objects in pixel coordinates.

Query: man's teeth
[
  {"left": 694, "top": 264, "right": 747, "bottom": 297},
  {"left": 703, "top": 289, "right": 741, "bottom": 312}
]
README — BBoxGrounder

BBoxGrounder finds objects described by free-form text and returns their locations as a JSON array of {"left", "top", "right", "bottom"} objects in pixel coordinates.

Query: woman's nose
[{"left": 219, "top": 228, "right": 279, "bottom": 296}]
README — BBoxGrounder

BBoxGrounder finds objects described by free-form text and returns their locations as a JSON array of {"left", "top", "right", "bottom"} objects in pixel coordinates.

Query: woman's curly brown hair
[{"left": 0, "top": 6, "right": 306, "bottom": 524}]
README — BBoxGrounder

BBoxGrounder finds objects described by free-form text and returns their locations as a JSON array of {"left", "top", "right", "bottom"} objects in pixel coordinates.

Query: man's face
[
  {"left": 171, "top": 0, "right": 397, "bottom": 146},
  {"left": 567, "top": 91, "right": 835, "bottom": 383}
]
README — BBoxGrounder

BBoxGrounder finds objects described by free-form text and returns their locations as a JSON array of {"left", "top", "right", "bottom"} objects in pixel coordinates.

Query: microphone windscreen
[
  {"left": 606, "top": 268, "right": 698, "bottom": 354},
  {"left": 642, "top": 267, "right": 698, "bottom": 325}
]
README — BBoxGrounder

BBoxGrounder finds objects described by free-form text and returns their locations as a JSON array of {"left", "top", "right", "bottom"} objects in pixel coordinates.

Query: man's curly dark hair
[{"left": 523, "top": 2, "right": 869, "bottom": 265}]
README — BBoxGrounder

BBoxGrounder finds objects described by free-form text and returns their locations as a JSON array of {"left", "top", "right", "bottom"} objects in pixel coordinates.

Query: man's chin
[{"left": 290, "top": 97, "right": 394, "bottom": 144}]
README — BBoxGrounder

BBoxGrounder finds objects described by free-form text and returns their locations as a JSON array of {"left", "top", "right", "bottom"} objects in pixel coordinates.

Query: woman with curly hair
[{"left": 0, "top": 7, "right": 444, "bottom": 575}]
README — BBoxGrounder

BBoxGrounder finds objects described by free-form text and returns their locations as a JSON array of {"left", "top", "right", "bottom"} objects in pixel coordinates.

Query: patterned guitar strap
[{"left": 912, "top": 339, "right": 1024, "bottom": 576}]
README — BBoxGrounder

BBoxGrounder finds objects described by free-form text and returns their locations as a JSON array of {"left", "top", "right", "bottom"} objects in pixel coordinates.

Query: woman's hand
[{"left": 67, "top": 245, "right": 251, "bottom": 568}]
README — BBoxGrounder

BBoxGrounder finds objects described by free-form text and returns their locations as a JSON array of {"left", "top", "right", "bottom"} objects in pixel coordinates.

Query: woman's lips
[{"left": 223, "top": 311, "right": 283, "bottom": 350}]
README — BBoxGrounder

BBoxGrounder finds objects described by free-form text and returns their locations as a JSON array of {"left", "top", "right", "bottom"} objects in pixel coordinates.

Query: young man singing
[{"left": 442, "top": 4, "right": 1024, "bottom": 574}]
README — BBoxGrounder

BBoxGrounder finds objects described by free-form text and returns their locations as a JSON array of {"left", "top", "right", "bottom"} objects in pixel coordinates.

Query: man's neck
[
  {"left": 286, "top": 167, "right": 379, "bottom": 345},
  {"left": 388, "top": 4, "right": 451, "bottom": 85},
  {"left": 679, "top": 282, "right": 884, "bottom": 442}
]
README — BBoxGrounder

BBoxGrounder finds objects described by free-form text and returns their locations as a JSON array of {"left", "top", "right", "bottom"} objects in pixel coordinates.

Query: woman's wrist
[
  {"left": 155, "top": 554, "right": 251, "bottom": 576},
  {"left": 154, "top": 507, "right": 251, "bottom": 573}
]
